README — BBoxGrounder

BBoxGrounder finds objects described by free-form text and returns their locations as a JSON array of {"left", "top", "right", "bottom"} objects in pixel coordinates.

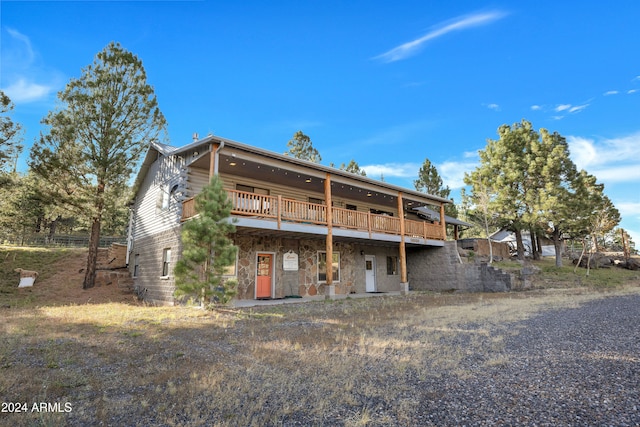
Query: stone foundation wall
[
  {"left": 234, "top": 235, "right": 358, "bottom": 299},
  {"left": 408, "top": 241, "right": 512, "bottom": 292},
  {"left": 130, "top": 226, "right": 182, "bottom": 305}
]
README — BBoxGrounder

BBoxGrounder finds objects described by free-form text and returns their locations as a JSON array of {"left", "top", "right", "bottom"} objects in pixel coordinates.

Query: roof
[
  {"left": 412, "top": 205, "right": 474, "bottom": 228},
  {"left": 131, "top": 135, "right": 453, "bottom": 206}
]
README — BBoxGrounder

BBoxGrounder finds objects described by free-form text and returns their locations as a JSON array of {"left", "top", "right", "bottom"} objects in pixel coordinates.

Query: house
[{"left": 127, "top": 135, "right": 458, "bottom": 305}]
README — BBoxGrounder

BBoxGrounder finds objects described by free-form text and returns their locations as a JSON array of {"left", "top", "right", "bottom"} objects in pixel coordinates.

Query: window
[
  {"left": 236, "top": 184, "right": 269, "bottom": 195},
  {"left": 370, "top": 208, "right": 394, "bottom": 216},
  {"left": 318, "top": 251, "right": 340, "bottom": 282},
  {"left": 160, "top": 184, "right": 179, "bottom": 211},
  {"left": 346, "top": 204, "right": 357, "bottom": 211},
  {"left": 162, "top": 248, "right": 171, "bottom": 277},
  {"left": 309, "top": 197, "right": 324, "bottom": 205},
  {"left": 133, "top": 254, "right": 140, "bottom": 277},
  {"left": 387, "top": 256, "right": 398, "bottom": 275}
]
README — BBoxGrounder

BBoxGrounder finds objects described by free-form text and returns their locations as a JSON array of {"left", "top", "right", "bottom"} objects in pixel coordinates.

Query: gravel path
[{"left": 412, "top": 294, "right": 640, "bottom": 426}]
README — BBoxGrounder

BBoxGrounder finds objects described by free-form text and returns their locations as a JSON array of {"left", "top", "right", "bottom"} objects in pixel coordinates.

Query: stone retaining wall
[{"left": 408, "top": 241, "right": 512, "bottom": 292}]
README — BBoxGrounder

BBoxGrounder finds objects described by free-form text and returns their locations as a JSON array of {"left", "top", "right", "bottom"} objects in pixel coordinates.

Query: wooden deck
[{"left": 181, "top": 189, "right": 445, "bottom": 241}]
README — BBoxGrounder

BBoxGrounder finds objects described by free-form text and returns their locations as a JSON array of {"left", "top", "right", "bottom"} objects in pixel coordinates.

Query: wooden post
[
  {"left": 440, "top": 203, "right": 447, "bottom": 240},
  {"left": 277, "top": 195, "right": 282, "bottom": 230},
  {"left": 397, "top": 192, "right": 408, "bottom": 285},
  {"left": 209, "top": 142, "right": 219, "bottom": 180},
  {"left": 324, "top": 173, "right": 333, "bottom": 287}
]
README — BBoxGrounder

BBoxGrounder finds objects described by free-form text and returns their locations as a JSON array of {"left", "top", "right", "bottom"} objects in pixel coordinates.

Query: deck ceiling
[
  {"left": 232, "top": 225, "right": 440, "bottom": 248},
  {"left": 191, "top": 152, "right": 441, "bottom": 212}
]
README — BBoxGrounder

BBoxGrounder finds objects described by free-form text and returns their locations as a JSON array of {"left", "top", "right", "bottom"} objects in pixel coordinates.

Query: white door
[{"left": 365, "top": 255, "right": 376, "bottom": 292}]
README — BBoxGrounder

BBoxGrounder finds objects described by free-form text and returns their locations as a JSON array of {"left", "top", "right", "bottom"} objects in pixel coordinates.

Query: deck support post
[
  {"left": 324, "top": 173, "right": 334, "bottom": 294},
  {"left": 397, "top": 192, "right": 408, "bottom": 289},
  {"left": 440, "top": 203, "right": 447, "bottom": 240}
]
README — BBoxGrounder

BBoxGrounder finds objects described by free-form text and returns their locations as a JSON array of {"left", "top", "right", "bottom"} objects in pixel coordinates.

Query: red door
[{"left": 256, "top": 254, "right": 272, "bottom": 298}]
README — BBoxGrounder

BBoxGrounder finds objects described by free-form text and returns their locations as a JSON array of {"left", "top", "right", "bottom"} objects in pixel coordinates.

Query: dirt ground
[{"left": 14, "top": 249, "right": 138, "bottom": 306}]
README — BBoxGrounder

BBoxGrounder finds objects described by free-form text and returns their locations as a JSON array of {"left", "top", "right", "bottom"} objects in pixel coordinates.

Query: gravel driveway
[{"left": 413, "top": 294, "right": 640, "bottom": 426}]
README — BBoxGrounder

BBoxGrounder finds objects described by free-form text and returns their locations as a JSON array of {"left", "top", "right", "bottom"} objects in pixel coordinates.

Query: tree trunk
[
  {"left": 530, "top": 228, "right": 540, "bottom": 260},
  {"left": 83, "top": 183, "right": 105, "bottom": 289},
  {"left": 48, "top": 215, "right": 60, "bottom": 241},
  {"left": 514, "top": 228, "right": 525, "bottom": 260},
  {"left": 552, "top": 227, "right": 563, "bottom": 267},
  {"left": 484, "top": 222, "right": 493, "bottom": 264},
  {"left": 83, "top": 218, "right": 101, "bottom": 289},
  {"left": 574, "top": 238, "right": 586, "bottom": 274}
]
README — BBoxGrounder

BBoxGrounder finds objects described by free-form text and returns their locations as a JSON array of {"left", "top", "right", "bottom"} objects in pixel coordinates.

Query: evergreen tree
[
  {"left": 414, "top": 157, "right": 458, "bottom": 218},
  {"left": 174, "top": 175, "right": 238, "bottom": 307},
  {"left": 285, "top": 131, "right": 321, "bottom": 163},
  {"left": 466, "top": 120, "right": 541, "bottom": 259},
  {"left": 30, "top": 42, "right": 166, "bottom": 288},
  {"left": 0, "top": 91, "right": 23, "bottom": 178},
  {"left": 341, "top": 159, "right": 367, "bottom": 176}
]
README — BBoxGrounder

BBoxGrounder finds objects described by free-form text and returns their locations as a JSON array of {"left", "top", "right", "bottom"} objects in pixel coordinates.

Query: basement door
[
  {"left": 256, "top": 253, "right": 274, "bottom": 299},
  {"left": 365, "top": 255, "right": 376, "bottom": 292}
]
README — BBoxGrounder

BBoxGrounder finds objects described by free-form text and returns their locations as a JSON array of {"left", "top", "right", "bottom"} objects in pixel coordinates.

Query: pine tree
[
  {"left": 30, "top": 42, "right": 166, "bottom": 288},
  {"left": 0, "top": 91, "right": 23, "bottom": 178},
  {"left": 414, "top": 157, "right": 458, "bottom": 218},
  {"left": 338, "top": 159, "right": 366, "bottom": 176},
  {"left": 285, "top": 131, "right": 321, "bottom": 163},
  {"left": 466, "top": 120, "right": 540, "bottom": 259},
  {"left": 174, "top": 175, "right": 238, "bottom": 307}
]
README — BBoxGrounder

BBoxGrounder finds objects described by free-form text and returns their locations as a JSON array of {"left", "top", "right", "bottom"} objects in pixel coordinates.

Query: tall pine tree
[
  {"left": 30, "top": 42, "right": 166, "bottom": 288},
  {"left": 285, "top": 131, "right": 321, "bottom": 163}
]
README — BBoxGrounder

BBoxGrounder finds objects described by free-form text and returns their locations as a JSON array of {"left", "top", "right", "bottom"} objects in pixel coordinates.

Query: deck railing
[{"left": 181, "top": 189, "right": 445, "bottom": 240}]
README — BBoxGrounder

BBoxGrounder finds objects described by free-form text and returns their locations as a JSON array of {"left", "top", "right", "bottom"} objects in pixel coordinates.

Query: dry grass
[{"left": 1, "top": 248, "right": 640, "bottom": 425}]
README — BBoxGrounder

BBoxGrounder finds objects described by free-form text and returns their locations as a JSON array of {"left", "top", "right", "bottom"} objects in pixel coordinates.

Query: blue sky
[{"left": 2, "top": 1, "right": 639, "bottom": 245}]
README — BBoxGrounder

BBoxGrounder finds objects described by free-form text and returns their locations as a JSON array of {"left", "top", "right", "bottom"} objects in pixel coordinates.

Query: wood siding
[{"left": 131, "top": 154, "right": 185, "bottom": 241}]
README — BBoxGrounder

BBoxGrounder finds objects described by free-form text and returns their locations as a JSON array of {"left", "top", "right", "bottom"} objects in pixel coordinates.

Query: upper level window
[
  {"left": 236, "top": 184, "right": 269, "bottom": 195},
  {"left": 160, "top": 184, "right": 179, "bottom": 211}
]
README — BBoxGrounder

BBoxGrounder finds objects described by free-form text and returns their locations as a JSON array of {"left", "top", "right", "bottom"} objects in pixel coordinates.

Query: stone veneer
[{"left": 233, "top": 235, "right": 358, "bottom": 299}]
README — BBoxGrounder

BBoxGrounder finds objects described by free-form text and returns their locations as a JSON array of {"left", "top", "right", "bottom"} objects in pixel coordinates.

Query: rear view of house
[{"left": 128, "top": 135, "right": 456, "bottom": 305}]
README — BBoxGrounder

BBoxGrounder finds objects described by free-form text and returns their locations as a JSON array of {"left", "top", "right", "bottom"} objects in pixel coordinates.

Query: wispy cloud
[
  {"left": 361, "top": 162, "right": 421, "bottom": 179},
  {"left": 1, "top": 28, "right": 58, "bottom": 104},
  {"left": 628, "top": 89, "right": 638, "bottom": 94},
  {"left": 3, "top": 78, "right": 51, "bottom": 103},
  {"left": 568, "top": 104, "right": 589, "bottom": 113},
  {"left": 374, "top": 10, "right": 507, "bottom": 63},
  {"left": 530, "top": 105, "right": 542, "bottom": 111},
  {"left": 603, "top": 90, "right": 619, "bottom": 96},
  {"left": 548, "top": 102, "right": 589, "bottom": 119},
  {"left": 567, "top": 132, "right": 640, "bottom": 183},
  {"left": 484, "top": 103, "right": 500, "bottom": 111},
  {"left": 439, "top": 158, "right": 479, "bottom": 189}
]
